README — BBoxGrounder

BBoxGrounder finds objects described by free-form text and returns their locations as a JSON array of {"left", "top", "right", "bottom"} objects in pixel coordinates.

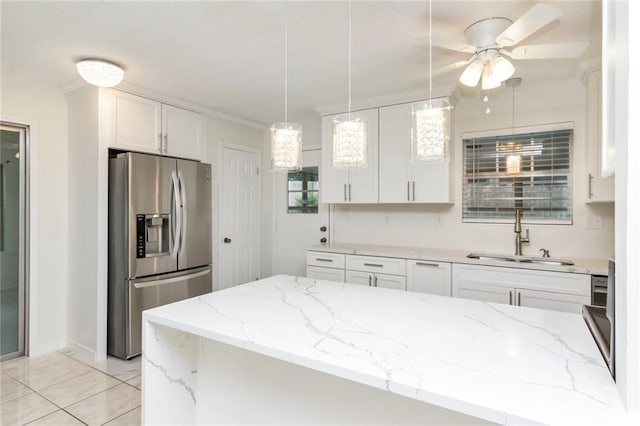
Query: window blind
[{"left": 462, "top": 128, "right": 572, "bottom": 223}]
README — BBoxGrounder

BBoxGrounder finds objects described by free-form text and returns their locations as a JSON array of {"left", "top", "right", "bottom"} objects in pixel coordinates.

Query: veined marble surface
[
  {"left": 308, "top": 242, "right": 609, "bottom": 275},
  {"left": 143, "top": 275, "right": 628, "bottom": 425}
]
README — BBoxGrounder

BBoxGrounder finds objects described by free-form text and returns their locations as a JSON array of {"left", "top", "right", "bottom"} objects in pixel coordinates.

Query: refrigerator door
[
  {"left": 177, "top": 159, "right": 212, "bottom": 271},
  {"left": 125, "top": 266, "right": 212, "bottom": 358},
  {"left": 127, "top": 153, "right": 178, "bottom": 278}
]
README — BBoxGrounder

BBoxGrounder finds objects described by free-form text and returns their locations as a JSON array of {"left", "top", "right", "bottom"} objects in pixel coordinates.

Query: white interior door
[
  {"left": 273, "top": 149, "right": 330, "bottom": 276},
  {"left": 219, "top": 147, "right": 260, "bottom": 289}
]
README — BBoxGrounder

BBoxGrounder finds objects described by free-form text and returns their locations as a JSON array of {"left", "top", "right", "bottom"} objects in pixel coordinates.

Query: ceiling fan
[{"left": 426, "top": 3, "right": 588, "bottom": 90}]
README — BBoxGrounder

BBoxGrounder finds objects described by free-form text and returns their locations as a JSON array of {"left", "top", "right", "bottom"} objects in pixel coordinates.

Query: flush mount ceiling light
[
  {"left": 410, "top": 0, "right": 452, "bottom": 162},
  {"left": 76, "top": 58, "right": 124, "bottom": 87},
  {"left": 332, "top": 0, "right": 367, "bottom": 169},
  {"left": 426, "top": 3, "right": 588, "bottom": 91},
  {"left": 270, "top": 0, "right": 302, "bottom": 172}
]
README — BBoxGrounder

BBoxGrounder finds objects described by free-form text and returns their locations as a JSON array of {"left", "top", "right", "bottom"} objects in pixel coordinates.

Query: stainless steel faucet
[{"left": 514, "top": 208, "right": 530, "bottom": 256}]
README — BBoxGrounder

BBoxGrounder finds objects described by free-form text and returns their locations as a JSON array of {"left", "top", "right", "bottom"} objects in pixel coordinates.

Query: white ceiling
[{"left": 1, "top": 1, "right": 600, "bottom": 125}]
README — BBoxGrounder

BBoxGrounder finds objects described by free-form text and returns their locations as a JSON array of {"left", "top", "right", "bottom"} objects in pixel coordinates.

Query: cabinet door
[
  {"left": 320, "top": 115, "right": 349, "bottom": 203},
  {"left": 307, "top": 266, "right": 345, "bottom": 283},
  {"left": 374, "top": 273, "right": 406, "bottom": 291},
  {"left": 452, "top": 281, "right": 512, "bottom": 305},
  {"left": 345, "top": 270, "right": 373, "bottom": 286},
  {"left": 379, "top": 103, "right": 411, "bottom": 203},
  {"left": 586, "top": 69, "right": 614, "bottom": 203},
  {"left": 347, "top": 108, "right": 379, "bottom": 203},
  {"left": 109, "top": 90, "right": 162, "bottom": 153},
  {"left": 406, "top": 260, "right": 451, "bottom": 296},
  {"left": 412, "top": 160, "right": 452, "bottom": 203},
  {"left": 515, "top": 289, "right": 590, "bottom": 314},
  {"left": 162, "top": 104, "right": 203, "bottom": 160}
]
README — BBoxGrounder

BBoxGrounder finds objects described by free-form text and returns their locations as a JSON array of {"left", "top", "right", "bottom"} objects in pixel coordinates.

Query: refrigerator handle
[
  {"left": 170, "top": 171, "right": 182, "bottom": 258},
  {"left": 132, "top": 267, "right": 211, "bottom": 289},
  {"left": 178, "top": 170, "right": 187, "bottom": 255}
]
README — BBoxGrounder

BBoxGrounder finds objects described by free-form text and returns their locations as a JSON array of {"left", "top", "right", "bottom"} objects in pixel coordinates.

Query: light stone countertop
[
  {"left": 308, "top": 242, "right": 610, "bottom": 276},
  {"left": 143, "top": 274, "right": 632, "bottom": 425}
]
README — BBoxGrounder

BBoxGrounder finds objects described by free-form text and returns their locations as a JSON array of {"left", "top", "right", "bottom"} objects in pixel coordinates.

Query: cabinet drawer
[
  {"left": 307, "top": 251, "right": 345, "bottom": 269},
  {"left": 346, "top": 255, "right": 406, "bottom": 276}
]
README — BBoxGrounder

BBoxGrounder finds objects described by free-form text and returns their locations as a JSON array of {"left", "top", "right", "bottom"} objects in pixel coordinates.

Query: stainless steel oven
[{"left": 583, "top": 259, "right": 615, "bottom": 379}]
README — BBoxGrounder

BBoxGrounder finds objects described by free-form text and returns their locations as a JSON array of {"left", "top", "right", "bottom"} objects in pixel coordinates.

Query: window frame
[
  {"left": 286, "top": 166, "right": 319, "bottom": 214},
  {"left": 461, "top": 122, "right": 574, "bottom": 225}
]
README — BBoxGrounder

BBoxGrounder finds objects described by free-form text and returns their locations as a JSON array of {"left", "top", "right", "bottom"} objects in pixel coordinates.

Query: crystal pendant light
[
  {"left": 411, "top": 0, "right": 452, "bottom": 162},
  {"left": 271, "top": 0, "right": 302, "bottom": 172},
  {"left": 332, "top": 0, "right": 367, "bottom": 168},
  {"left": 505, "top": 77, "right": 522, "bottom": 175}
]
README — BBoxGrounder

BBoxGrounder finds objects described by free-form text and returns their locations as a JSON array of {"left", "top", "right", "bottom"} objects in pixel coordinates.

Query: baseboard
[{"left": 62, "top": 340, "right": 97, "bottom": 365}]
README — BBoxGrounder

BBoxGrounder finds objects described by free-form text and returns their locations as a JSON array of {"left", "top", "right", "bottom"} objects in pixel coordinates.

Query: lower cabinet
[
  {"left": 345, "top": 270, "right": 406, "bottom": 290},
  {"left": 451, "top": 264, "right": 590, "bottom": 314},
  {"left": 306, "top": 251, "right": 346, "bottom": 282},
  {"left": 406, "top": 260, "right": 452, "bottom": 296}
]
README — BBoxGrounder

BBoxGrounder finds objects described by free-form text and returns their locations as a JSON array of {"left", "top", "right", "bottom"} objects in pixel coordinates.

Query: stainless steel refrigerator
[{"left": 108, "top": 152, "right": 212, "bottom": 359}]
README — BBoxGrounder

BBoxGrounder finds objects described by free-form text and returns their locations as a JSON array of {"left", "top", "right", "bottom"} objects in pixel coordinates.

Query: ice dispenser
[{"left": 136, "top": 214, "right": 170, "bottom": 258}]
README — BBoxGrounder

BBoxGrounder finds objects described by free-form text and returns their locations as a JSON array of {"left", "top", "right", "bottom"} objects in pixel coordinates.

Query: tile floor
[{"left": 0, "top": 351, "right": 141, "bottom": 425}]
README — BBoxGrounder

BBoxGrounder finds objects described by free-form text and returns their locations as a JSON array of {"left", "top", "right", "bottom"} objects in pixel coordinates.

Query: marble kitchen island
[{"left": 142, "top": 275, "right": 627, "bottom": 425}]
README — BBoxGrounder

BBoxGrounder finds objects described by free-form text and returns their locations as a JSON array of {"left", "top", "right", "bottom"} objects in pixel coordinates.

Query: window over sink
[{"left": 462, "top": 124, "right": 573, "bottom": 224}]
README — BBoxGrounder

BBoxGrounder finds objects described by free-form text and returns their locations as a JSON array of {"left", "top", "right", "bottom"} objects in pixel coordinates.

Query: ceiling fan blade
[
  {"left": 496, "top": 3, "right": 562, "bottom": 47},
  {"left": 421, "top": 35, "right": 476, "bottom": 53},
  {"left": 431, "top": 58, "right": 474, "bottom": 77},
  {"left": 504, "top": 41, "right": 589, "bottom": 60}
]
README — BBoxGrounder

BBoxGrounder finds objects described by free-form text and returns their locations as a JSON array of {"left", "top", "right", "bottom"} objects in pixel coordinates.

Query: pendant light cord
[
  {"left": 348, "top": 0, "right": 352, "bottom": 118},
  {"left": 284, "top": 0, "right": 288, "bottom": 123},
  {"left": 428, "top": 0, "right": 432, "bottom": 107}
]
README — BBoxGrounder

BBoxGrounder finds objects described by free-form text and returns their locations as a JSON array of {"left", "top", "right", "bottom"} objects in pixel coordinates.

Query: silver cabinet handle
[
  {"left": 348, "top": 183, "right": 352, "bottom": 201},
  {"left": 343, "top": 183, "right": 347, "bottom": 202},
  {"left": 517, "top": 291, "right": 522, "bottom": 306},
  {"left": 412, "top": 181, "right": 416, "bottom": 201},
  {"left": 363, "top": 263, "right": 383, "bottom": 267},
  {"left": 368, "top": 275, "right": 372, "bottom": 286},
  {"left": 509, "top": 290, "right": 513, "bottom": 305},
  {"left": 157, "top": 133, "right": 163, "bottom": 152},
  {"left": 163, "top": 133, "right": 168, "bottom": 153},
  {"left": 407, "top": 181, "right": 410, "bottom": 201},
  {"left": 315, "top": 258, "right": 333, "bottom": 263},
  {"left": 374, "top": 276, "right": 378, "bottom": 287},
  {"left": 415, "top": 262, "right": 439, "bottom": 267},
  {"left": 588, "top": 173, "right": 594, "bottom": 199}
]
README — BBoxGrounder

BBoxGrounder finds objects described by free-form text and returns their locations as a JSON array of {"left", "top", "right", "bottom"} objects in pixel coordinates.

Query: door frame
[
  {"left": 217, "top": 143, "right": 262, "bottom": 289},
  {"left": 0, "top": 116, "right": 33, "bottom": 360}
]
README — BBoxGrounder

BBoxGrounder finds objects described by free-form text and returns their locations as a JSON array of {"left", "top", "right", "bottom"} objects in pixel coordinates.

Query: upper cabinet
[
  {"left": 585, "top": 69, "right": 614, "bottom": 203},
  {"left": 379, "top": 103, "right": 452, "bottom": 203},
  {"left": 320, "top": 101, "right": 452, "bottom": 204},
  {"left": 320, "top": 108, "right": 379, "bottom": 203},
  {"left": 103, "top": 90, "right": 204, "bottom": 160}
]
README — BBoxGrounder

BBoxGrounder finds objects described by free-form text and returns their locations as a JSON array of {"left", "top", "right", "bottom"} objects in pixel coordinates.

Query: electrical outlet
[{"left": 586, "top": 214, "right": 604, "bottom": 229}]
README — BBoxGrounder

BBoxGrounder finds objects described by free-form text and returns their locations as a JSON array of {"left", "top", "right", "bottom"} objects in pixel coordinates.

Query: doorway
[
  {"left": 0, "top": 123, "right": 28, "bottom": 361},
  {"left": 218, "top": 146, "right": 261, "bottom": 289},
  {"left": 273, "top": 149, "right": 330, "bottom": 276}
]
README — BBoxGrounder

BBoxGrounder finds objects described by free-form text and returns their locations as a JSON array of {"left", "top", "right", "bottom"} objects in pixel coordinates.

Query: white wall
[
  {"left": 0, "top": 70, "right": 69, "bottom": 356},
  {"left": 330, "top": 77, "right": 614, "bottom": 260}
]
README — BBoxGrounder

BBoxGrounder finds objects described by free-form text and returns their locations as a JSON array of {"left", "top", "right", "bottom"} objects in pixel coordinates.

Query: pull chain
[
  {"left": 348, "top": 0, "right": 352, "bottom": 118},
  {"left": 428, "top": 0, "right": 432, "bottom": 106},
  {"left": 284, "top": 0, "right": 288, "bottom": 123}
]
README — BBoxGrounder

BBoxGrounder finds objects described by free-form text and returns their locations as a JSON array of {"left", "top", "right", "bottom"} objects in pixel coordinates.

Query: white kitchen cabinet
[
  {"left": 345, "top": 270, "right": 406, "bottom": 290},
  {"left": 306, "top": 251, "right": 345, "bottom": 282},
  {"left": 452, "top": 263, "right": 591, "bottom": 314},
  {"left": 105, "top": 90, "right": 204, "bottom": 160},
  {"left": 406, "top": 260, "right": 452, "bottom": 296},
  {"left": 585, "top": 69, "right": 614, "bottom": 203},
  {"left": 379, "top": 102, "right": 452, "bottom": 203},
  {"left": 320, "top": 108, "right": 379, "bottom": 203},
  {"left": 345, "top": 255, "right": 406, "bottom": 290}
]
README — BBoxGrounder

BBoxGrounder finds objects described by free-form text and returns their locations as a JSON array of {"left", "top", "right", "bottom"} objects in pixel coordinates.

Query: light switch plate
[{"left": 586, "top": 213, "right": 604, "bottom": 229}]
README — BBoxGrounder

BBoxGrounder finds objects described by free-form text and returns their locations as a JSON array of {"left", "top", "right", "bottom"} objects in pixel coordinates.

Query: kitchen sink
[{"left": 466, "top": 253, "right": 574, "bottom": 266}]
